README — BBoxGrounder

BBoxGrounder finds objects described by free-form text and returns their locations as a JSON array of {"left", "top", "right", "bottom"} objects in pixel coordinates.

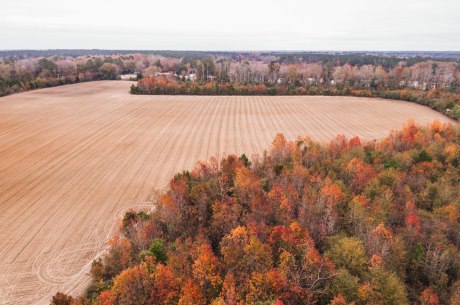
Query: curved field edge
[{"left": 131, "top": 79, "right": 460, "bottom": 121}]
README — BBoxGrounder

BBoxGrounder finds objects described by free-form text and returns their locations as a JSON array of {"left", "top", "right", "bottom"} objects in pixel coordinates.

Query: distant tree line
[
  {"left": 2, "top": 50, "right": 460, "bottom": 62},
  {"left": 2, "top": 52, "right": 460, "bottom": 120},
  {"left": 0, "top": 56, "right": 115, "bottom": 96},
  {"left": 0, "top": 54, "right": 153, "bottom": 96},
  {"left": 0, "top": 53, "right": 193, "bottom": 96}
]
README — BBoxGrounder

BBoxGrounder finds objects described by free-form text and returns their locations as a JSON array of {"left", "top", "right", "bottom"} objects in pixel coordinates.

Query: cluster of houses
[
  {"left": 154, "top": 72, "right": 198, "bottom": 81},
  {"left": 119, "top": 74, "right": 138, "bottom": 80},
  {"left": 120, "top": 72, "right": 196, "bottom": 81},
  {"left": 120, "top": 71, "right": 216, "bottom": 82}
]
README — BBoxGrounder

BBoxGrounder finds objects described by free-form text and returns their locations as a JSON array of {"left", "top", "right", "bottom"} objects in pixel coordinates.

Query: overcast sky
[{"left": 1, "top": 0, "right": 459, "bottom": 51}]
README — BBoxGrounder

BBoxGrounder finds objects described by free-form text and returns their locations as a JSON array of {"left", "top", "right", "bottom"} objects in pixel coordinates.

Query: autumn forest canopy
[{"left": 53, "top": 121, "right": 460, "bottom": 305}]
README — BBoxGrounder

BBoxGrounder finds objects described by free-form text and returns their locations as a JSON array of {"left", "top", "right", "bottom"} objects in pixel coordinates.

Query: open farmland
[{"left": 0, "top": 81, "right": 454, "bottom": 305}]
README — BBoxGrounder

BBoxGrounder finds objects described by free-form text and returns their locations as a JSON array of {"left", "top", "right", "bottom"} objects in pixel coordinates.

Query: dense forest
[{"left": 53, "top": 121, "right": 460, "bottom": 305}]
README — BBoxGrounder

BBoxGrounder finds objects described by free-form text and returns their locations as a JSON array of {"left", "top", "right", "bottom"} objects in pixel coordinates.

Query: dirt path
[{"left": 0, "top": 81, "right": 453, "bottom": 304}]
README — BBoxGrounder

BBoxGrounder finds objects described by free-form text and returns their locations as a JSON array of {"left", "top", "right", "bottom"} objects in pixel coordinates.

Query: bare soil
[{"left": 0, "top": 81, "right": 453, "bottom": 304}]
